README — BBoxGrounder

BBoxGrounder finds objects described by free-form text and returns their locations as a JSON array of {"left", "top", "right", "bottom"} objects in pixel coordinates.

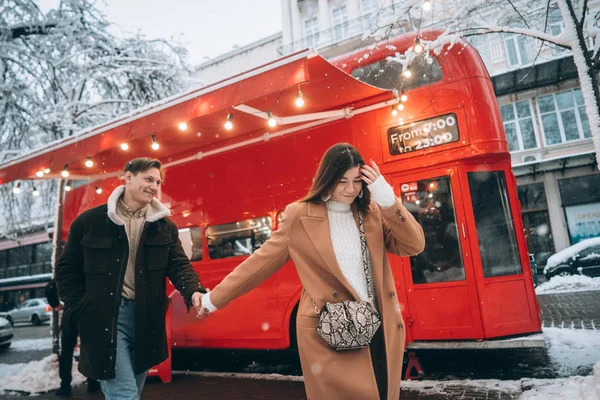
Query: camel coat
[{"left": 210, "top": 198, "right": 425, "bottom": 400}]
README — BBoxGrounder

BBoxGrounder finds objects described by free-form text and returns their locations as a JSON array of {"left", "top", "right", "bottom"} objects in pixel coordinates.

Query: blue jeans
[{"left": 99, "top": 298, "right": 148, "bottom": 400}]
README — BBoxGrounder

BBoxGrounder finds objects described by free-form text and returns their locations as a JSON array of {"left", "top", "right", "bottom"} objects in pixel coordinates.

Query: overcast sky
[{"left": 37, "top": 0, "right": 283, "bottom": 65}]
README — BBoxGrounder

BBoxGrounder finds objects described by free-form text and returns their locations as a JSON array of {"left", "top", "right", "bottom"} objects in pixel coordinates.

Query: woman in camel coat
[{"left": 198, "top": 143, "right": 425, "bottom": 400}]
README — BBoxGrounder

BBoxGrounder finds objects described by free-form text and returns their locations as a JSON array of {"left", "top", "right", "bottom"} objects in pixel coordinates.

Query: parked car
[
  {"left": 0, "top": 316, "right": 13, "bottom": 349},
  {"left": 544, "top": 237, "right": 600, "bottom": 279},
  {"left": 5, "top": 298, "right": 52, "bottom": 326}
]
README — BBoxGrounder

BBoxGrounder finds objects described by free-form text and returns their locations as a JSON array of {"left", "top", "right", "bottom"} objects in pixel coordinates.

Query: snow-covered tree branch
[{"left": 0, "top": 0, "right": 191, "bottom": 237}]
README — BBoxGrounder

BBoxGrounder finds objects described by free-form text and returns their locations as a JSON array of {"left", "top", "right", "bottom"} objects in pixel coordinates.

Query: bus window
[
  {"left": 468, "top": 171, "right": 522, "bottom": 277},
  {"left": 207, "top": 217, "right": 273, "bottom": 260},
  {"left": 351, "top": 53, "right": 443, "bottom": 91},
  {"left": 403, "top": 176, "right": 465, "bottom": 284},
  {"left": 178, "top": 227, "right": 203, "bottom": 262}
]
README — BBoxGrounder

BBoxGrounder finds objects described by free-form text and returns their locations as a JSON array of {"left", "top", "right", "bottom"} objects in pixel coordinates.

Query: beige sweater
[{"left": 116, "top": 198, "right": 147, "bottom": 299}]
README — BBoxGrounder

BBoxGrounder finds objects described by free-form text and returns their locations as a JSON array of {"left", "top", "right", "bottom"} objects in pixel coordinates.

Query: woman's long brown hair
[{"left": 299, "top": 143, "right": 371, "bottom": 213}]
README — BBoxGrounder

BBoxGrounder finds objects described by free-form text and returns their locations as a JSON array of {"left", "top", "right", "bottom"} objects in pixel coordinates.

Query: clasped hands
[{"left": 191, "top": 291, "right": 210, "bottom": 320}]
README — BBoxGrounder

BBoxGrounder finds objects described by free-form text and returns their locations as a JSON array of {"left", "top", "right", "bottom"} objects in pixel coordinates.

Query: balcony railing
[{"left": 278, "top": 4, "right": 404, "bottom": 55}]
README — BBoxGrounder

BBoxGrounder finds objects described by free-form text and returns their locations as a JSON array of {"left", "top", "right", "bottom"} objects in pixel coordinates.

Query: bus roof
[{"left": 0, "top": 50, "right": 392, "bottom": 184}]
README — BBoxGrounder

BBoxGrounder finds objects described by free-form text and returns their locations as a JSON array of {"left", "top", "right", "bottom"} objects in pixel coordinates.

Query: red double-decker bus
[{"left": 0, "top": 31, "right": 542, "bottom": 369}]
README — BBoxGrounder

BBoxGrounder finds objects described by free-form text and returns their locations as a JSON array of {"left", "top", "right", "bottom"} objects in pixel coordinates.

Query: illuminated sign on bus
[{"left": 388, "top": 113, "right": 459, "bottom": 155}]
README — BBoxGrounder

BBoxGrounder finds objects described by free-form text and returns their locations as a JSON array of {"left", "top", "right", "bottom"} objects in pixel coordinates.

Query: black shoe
[
  {"left": 87, "top": 379, "right": 100, "bottom": 393},
  {"left": 55, "top": 386, "right": 72, "bottom": 397}
]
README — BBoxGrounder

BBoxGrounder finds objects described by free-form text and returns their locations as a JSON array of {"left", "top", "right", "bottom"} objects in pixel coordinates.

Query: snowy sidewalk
[{"left": 0, "top": 372, "right": 522, "bottom": 399}]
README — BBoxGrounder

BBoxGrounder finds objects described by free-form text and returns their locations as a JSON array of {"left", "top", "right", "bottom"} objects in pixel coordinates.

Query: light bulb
[
  {"left": 36, "top": 170, "right": 44, "bottom": 177},
  {"left": 178, "top": 122, "right": 188, "bottom": 131},
  {"left": 267, "top": 112, "right": 277, "bottom": 127},
  {"left": 403, "top": 69, "right": 412, "bottom": 78},
  {"left": 295, "top": 89, "right": 304, "bottom": 107},
  {"left": 414, "top": 38, "right": 423, "bottom": 53},
  {"left": 401, "top": 91, "right": 408, "bottom": 102},
  {"left": 398, "top": 118, "right": 404, "bottom": 125},
  {"left": 61, "top": 165, "right": 69, "bottom": 178},
  {"left": 85, "top": 157, "right": 93, "bottom": 168},
  {"left": 65, "top": 184, "right": 71, "bottom": 192},
  {"left": 120, "top": 143, "right": 129, "bottom": 151},
  {"left": 43, "top": 168, "right": 50, "bottom": 174},
  {"left": 95, "top": 186, "right": 102, "bottom": 194},
  {"left": 397, "top": 103, "right": 405, "bottom": 111},
  {"left": 391, "top": 108, "right": 398, "bottom": 116},
  {"left": 12, "top": 183, "right": 21, "bottom": 194},
  {"left": 423, "top": 0, "right": 432, "bottom": 11},
  {"left": 32, "top": 187, "right": 39, "bottom": 196},
  {"left": 151, "top": 135, "right": 159, "bottom": 150},
  {"left": 224, "top": 114, "right": 233, "bottom": 130}
]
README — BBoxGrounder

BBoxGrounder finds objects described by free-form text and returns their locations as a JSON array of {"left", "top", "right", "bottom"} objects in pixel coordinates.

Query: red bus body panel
[{"left": 59, "top": 32, "right": 541, "bottom": 350}]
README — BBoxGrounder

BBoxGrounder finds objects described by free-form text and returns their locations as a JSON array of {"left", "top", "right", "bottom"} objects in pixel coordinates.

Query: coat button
[
  {"left": 390, "top": 292, "right": 396, "bottom": 298},
  {"left": 395, "top": 210, "right": 402, "bottom": 216},
  {"left": 401, "top": 217, "right": 407, "bottom": 222},
  {"left": 332, "top": 291, "right": 339, "bottom": 299},
  {"left": 398, "top": 323, "right": 404, "bottom": 329}
]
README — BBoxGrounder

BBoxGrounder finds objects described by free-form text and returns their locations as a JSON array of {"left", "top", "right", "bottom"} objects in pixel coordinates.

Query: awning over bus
[{"left": 0, "top": 49, "right": 393, "bottom": 184}]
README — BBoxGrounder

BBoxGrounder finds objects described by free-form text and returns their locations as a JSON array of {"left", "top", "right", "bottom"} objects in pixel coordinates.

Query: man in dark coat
[
  {"left": 44, "top": 279, "right": 99, "bottom": 396},
  {"left": 56, "top": 158, "right": 206, "bottom": 400}
]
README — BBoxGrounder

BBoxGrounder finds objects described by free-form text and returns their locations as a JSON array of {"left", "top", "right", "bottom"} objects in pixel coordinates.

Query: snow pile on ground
[
  {"left": 521, "top": 360, "right": 600, "bottom": 399},
  {"left": 544, "top": 327, "right": 600, "bottom": 376},
  {"left": 10, "top": 337, "right": 52, "bottom": 351},
  {"left": 0, "top": 354, "right": 86, "bottom": 394},
  {"left": 536, "top": 275, "right": 600, "bottom": 295}
]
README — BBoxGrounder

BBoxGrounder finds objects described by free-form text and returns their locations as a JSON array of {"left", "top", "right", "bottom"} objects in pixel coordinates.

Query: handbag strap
[{"left": 358, "top": 213, "right": 378, "bottom": 310}]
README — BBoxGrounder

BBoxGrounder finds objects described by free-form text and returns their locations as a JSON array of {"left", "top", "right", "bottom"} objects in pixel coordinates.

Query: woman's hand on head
[{"left": 360, "top": 159, "right": 381, "bottom": 185}]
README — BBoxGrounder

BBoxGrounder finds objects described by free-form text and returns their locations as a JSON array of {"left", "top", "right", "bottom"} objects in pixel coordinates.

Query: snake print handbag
[{"left": 314, "top": 213, "right": 381, "bottom": 351}]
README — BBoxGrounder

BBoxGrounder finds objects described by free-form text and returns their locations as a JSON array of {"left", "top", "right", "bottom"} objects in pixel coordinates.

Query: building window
[
  {"left": 362, "top": 0, "right": 379, "bottom": 30},
  {"left": 558, "top": 175, "right": 600, "bottom": 244},
  {"left": 207, "top": 217, "right": 273, "bottom": 260},
  {"left": 537, "top": 88, "right": 592, "bottom": 146},
  {"left": 489, "top": 40, "right": 504, "bottom": 61},
  {"left": 504, "top": 34, "right": 533, "bottom": 67},
  {"left": 518, "top": 183, "right": 555, "bottom": 267},
  {"left": 549, "top": 9, "right": 566, "bottom": 55},
  {"left": 332, "top": 6, "right": 349, "bottom": 41},
  {"left": 500, "top": 100, "right": 538, "bottom": 152},
  {"left": 304, "top": 17, "right": 319, "bottom": 48}
]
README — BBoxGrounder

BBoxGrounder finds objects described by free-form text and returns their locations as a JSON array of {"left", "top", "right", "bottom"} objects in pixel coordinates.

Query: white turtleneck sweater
[
  {"left": 202, "top": 175, "right": 396, "bottom": 311},
  {"left": 326, "top": 176, "right": 395, "bottom": 301}
]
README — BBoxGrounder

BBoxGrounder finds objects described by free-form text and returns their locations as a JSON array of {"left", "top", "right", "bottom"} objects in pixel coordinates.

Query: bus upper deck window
[{"left": 351, "top": 54, "right": 442, "bottom": 91}]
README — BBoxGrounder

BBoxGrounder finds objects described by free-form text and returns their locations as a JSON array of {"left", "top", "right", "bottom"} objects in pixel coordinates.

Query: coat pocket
[
  {"left": 80, "top": 236, "right": 113, "bottom": 274},
  {"left": 144, "top": 237, "right": 172, "bottom": 270}
]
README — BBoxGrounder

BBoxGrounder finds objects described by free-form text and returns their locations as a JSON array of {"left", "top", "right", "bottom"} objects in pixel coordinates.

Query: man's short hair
[{"left": 123, "top": 158, "right": 163, "bottom": 178}]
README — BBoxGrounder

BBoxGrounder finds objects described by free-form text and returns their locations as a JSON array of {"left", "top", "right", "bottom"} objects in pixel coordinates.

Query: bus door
[
  {"left": 458, "top": 163, "right": 541, "bottom": 338},
  {"left": 391, "top": 168, "right": 484, "bottom": 340}
]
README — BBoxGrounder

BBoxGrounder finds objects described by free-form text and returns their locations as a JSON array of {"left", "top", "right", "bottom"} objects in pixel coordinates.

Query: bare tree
[{"left": 0, "top": 0, "right": 190, "bottom": 237}]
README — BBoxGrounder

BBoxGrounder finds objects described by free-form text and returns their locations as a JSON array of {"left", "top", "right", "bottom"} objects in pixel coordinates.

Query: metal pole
[{"left": 51, "top": 179, "right": 66, "bottom": 355}]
